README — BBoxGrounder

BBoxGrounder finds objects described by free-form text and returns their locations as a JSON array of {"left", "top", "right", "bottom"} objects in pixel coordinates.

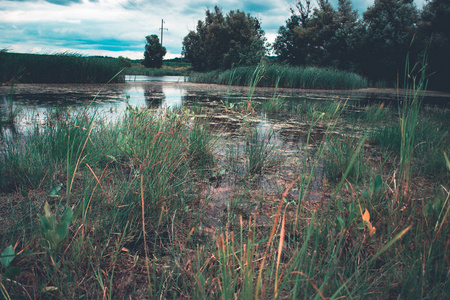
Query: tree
[
  {"left": 274, "top": 0, "right": 340, "bottom": 67},
  {"left": 273, "top": 1, "right": 313, "bottom": 65},
  {"left": 361, "top": 0, "right": 418, "bottom": 83},
  {"left": 143, "top": 35, "right": 166, "bottom": 68},
  {"left": 307, "top": 0, "right": 338, "bottom": 66},
  {"left": 118, "top": 56, "right": 132, "bottom": 68},
  {"left": 182, "top": 6, "right": 266, "bottom": 71},
  {"left": 418, "top": 0, "right": 450, "bottom": 91},
  {"left": 327, "top": 0, "right": 363, "bottom": 71}
]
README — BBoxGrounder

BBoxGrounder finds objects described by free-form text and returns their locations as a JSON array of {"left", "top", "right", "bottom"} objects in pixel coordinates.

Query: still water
[
  {"left": 1, "top": 75, "right": 449, "bottom": 138},
  {"left": 2, "top": 75, "right": 449, "bottom": 125},
  {"left": 1, "top": 76, "right": 449, "bottom": 225}
]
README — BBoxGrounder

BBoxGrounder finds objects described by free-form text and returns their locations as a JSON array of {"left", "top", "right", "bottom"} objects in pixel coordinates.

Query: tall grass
[
  {"left": 324, "top": 135, "right": 366, "bottom": 183},
  {"left": 0, "top": 52, "right": 125, "bottom": 84},
  {"left": 396, "top": 54, "right": 427, "bottom": 203},
  {"left": 262, "top": 73, "right": 285, "bottom": 113},
  {"left": 189, "top": 63, "right": 369, "bottom": 90},
  {"left": 369, "top": 55, "right": 449, "bottom": 184},
  {"left": 245, "top": 126, "right": 274, "bottom": 175},
  {"left": 0, "top": 84, "right": 19, "bottom": 126}
]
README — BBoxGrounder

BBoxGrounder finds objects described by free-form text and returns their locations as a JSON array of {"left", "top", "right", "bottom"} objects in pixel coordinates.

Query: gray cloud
[{"left": 0, "top": 0, "right": 426, "bottom": 59}]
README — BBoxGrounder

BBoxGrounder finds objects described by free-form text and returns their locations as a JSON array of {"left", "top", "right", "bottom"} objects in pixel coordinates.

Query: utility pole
[{"left": 159, "top": 19, "right": 168, "bottom": 47}]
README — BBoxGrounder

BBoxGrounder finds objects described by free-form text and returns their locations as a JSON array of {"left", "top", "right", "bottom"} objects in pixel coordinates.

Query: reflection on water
[{"left": 1, "top": 77, "right": 449, "bottom": 140}]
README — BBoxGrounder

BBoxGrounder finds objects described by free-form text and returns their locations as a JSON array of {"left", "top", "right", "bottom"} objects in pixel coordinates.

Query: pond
[
  {"left": 2, "top": 75, "right": 449, "bottom": 129},
  {"left": 1, "top": 76, "right": 449, "bottom": 228}
]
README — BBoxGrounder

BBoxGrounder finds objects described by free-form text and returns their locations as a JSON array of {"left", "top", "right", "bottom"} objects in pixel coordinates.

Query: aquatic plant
[
  {"left": 189, "top": 63, "right": 369, "bottom": 90},
  {"left": 262, "top": 74, "right": 285, "bottom": 113},
  {"left": 245, "top": 125, "right": 274, "bottom": 175},
  {"left": 324, "top": 135, "right": 366, "bottom": 183}
]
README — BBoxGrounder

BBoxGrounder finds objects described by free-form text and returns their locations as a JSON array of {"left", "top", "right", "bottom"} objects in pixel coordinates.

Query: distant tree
[
  {"left": 273, "top": 0, "right": 313, "bottom": 65},
  {"left": 327, "top": 0, "right": 363, "bottom": 71},
  {"left": 307, "top": 0, "right": 338, "bottom": 66},
  {"left": 182, "top": 6, "right": 266, "bottom": 71},
  {"left": 143, "top": 35, "right": 166, "bottom": 68},
  {"left": 118, "top": 56, "right": 132, "bottom": 68},
  {"left": 418, "top": 0, "right": 450, "bottom": 91},
  {"left": 274, "top": 0, "right": 339, "bottom": 67},
  {"left": 361, "top": 0, "right": 418, "bottom": 83}
]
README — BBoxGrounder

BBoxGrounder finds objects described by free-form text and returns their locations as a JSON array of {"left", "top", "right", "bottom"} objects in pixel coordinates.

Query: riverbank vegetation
[
  {"left": 0, "top": 51, "right": 125, "bottom": 84},
  {"left": 0, "top": 58, "right": 448, "bottom": 298},
  {"left": 189, "top": 63, "right": 368, "bottom": 89}
]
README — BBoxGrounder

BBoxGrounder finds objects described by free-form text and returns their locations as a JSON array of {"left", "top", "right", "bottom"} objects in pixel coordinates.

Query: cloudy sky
[{"left": 0, "top": 0, "right": 426, "bottom": 59}]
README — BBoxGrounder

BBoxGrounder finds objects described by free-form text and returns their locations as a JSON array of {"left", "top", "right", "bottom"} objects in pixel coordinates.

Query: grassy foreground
[
  {"left": 0, "top": 66, "right": 449, "bottom": 298},
  {"left": 189, "top": 64, "right": 369, "bottom": 90}
]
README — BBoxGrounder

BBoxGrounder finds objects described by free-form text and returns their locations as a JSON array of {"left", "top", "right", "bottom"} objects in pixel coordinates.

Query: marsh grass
[
  {"left": 244, "top": 125, "right": 275, "bottom": 176},
  {"left": 189, "top": 63, "right": 369, "bottom": 89},
  {"left": 0, "top": 84, "right": 20, "bottom": 126},
  {"left": 0, "top": 52, "right": 124, "bottom": 84},
  {"left": 324, "top": 135, "right": 366, "bottom": 183},
  {"left": 262, "top": 74, "right": 285, "bottom": 113},
  {"left": 189, "top": 116, "right": 215, "bottom": 173}
]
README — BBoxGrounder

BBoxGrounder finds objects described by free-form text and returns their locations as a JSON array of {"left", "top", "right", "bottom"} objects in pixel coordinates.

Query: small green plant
[
  {"left": 335, "top": 199, "right": 358, "bottom": 231},
  {"left": 0, "top": 246, "right": 15, "bottom": 269},
  {"left": 37, "top": 202, "right": 73, "bottom": 250},
  {"left": 0, "top": 245, "right": 22, "bottom": 283},
  {"left": 245, "top": 126, "right": 274, "bottom": 175},
  {"left": 262, "top": 95, "right": 284, "bottom": 113},
  {"left": 324, "top": 135, "right": 365, "bottom": 183},
  {"left": 361, "top": 174, "right": 383, "bottom": 200}
]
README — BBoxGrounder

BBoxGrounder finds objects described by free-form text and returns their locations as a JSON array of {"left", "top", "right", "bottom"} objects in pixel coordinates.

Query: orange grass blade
[
  {"left": 274, "top": 210, "right": 286, "bottom": 297},
  {"left": 255, "top": 178, "right": 299, "bottom": 300}
]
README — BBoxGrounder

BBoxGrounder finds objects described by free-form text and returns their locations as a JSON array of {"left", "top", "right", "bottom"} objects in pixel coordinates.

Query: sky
[{"left": 0, "top": 0, "right": 426, "bottom": 60}]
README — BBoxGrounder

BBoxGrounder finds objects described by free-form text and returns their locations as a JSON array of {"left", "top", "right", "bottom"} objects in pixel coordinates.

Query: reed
[
  {"left": 189, "top": 63, "right": 369, "bottom": 89},
  {"left": 0, "top": 52, "right": 125, "bottom": 84},
  {"left": 0, "top": 84, "right": 19, "bottom": 126},
  {"left": 245, "top": 125, "right": 274, "bottom": 175}
]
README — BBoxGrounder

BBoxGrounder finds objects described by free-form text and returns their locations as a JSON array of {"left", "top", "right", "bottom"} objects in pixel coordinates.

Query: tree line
[
  {"left": 273, "top": 0, "right": 449, "bottom": 90},
  {"left": 145, "top": 0, "right": 449, "bottom": 91}
]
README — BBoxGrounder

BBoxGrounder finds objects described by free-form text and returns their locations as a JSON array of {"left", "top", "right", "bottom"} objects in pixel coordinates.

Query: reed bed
[
  {"left": 189, "top": 64, "right": 369, "bottom": 90},
  {"left": 0, "top": 52, "right": 125, "bottom": 84}
]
